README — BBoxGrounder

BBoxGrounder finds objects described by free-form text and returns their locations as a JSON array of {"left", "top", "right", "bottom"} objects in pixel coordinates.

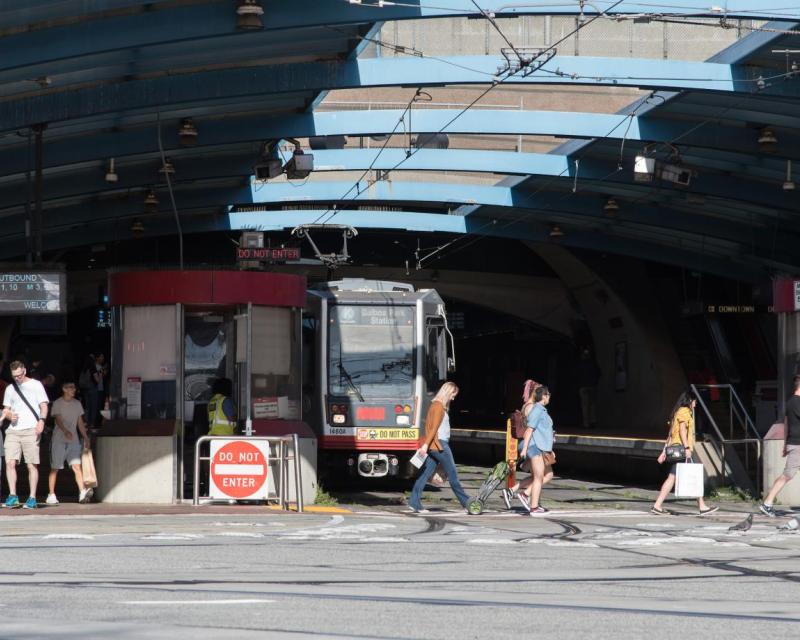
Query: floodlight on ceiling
[
  {"left": 144, "top": 189, "right": 159, "bottom": 213},
  {"left": 285, "top": 148, "right": 314, "bottom": 180},
  {"left": 603, "top": 197, "right": 619, "bottom": 215},
  {"left": 758, "top": 127, "right": 777, "bottom": 152},
  {"left": 130, "top": 218, "right": 145, "bottom": 235},
  {"left": 105, "top": 158, "right": 118, "bottom": 183},
  {"left": 783, "top": 159, "right": 796, "bottom": 191},
  {"left": 178, "top": 118, "right": 198, "bottom": 146},
  {"left": 236, "top": 0, "right": 264, "bottom": 30},
  {"left": 634, "top": 155, "right": 656, "bottom": 183},
  {"left": 254, "top": 158, "right": 283, "bottom": 181}
]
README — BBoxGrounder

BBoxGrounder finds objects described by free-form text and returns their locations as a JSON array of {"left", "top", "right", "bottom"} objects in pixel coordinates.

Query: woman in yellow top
[{"left": 651, "top": 391, "right": 718, "bottom": 515}]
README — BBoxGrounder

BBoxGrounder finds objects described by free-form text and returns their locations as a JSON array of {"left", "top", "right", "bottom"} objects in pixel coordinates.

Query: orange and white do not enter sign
[{"left": 209, "top": 440, "right": 269, "bottom": 500}]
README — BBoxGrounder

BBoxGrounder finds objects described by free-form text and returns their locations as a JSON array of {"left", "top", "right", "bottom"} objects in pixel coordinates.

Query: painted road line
[{"left": 120, "top": 599, "right": 275, "bottom": 605}]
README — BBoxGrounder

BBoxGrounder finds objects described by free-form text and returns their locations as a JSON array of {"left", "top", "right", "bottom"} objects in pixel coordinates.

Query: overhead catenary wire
[
  {"left": 426, "top": 72, "right": 796, "bottom": 268},
  {"left": 317, "top": 0, "right": 628, "bottom": 230}
]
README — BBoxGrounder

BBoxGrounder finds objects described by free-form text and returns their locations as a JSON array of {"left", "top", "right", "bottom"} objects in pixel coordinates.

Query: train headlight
[
  {"left": 395, "top": 415, "right": 410, "bottom": 426},
  {"left": 332, "top": 414, "right": 345, "bottom": 424}
]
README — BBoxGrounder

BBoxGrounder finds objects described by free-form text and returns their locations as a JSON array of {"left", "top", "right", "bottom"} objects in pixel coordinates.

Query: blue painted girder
[
  {"left": 1, "top": 1, "right": 797, "bottom": 51},
  {"left": 244, "top": 179, "right": 797, "bottom": 255},
  {"left": 0, "top": 203, "right": 767, "bottom": 283},
  {"left": 2, "top": 109, "right": 796, "bottom": 177},
  {"left": 1, "top": 148, "right": 794, "bottom": 224},
  {"left": 226, "top": 209, "right": 769, "bottom": 284},
  {"left": 0, "top": 56, "right": 787, "bottom": 133},
  {"left": 251, "top": 150, "right": 798, "bottom": 217}
]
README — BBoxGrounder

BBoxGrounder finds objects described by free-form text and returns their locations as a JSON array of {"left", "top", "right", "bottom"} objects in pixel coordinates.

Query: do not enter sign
[{"left": 209, "top": 440, "right": 270, "bottom": 500}]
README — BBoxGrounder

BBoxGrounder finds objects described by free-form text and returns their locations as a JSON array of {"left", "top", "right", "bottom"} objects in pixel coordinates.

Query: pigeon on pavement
[{"left": 728, "top": 513, "right": 753, "bottom": 532}]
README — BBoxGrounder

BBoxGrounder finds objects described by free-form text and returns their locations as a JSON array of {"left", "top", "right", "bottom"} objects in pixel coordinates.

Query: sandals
[
  {"left": 650, "top": 506, "right": 666, "bottom": 515},
  {"left": 698, "top": 506, "right": 719, "bottom": 516}
]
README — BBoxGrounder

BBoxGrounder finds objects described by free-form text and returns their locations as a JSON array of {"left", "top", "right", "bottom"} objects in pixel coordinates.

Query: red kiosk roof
[{"left": 109, "top": 270, "right": 306, "bottom": 307}]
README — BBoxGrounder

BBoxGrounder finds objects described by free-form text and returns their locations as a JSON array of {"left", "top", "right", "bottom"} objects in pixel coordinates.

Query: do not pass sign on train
[{"left": 210, "top": 440, "right": 269, "bottom": 500}]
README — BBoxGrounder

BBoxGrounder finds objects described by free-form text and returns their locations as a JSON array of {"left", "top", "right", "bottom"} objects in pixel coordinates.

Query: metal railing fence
[{"left": 193, "top": 434, "right": 303, "bottom": 512}]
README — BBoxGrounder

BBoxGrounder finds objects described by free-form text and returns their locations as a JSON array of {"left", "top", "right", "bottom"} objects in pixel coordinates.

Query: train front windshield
[{"left": 328, "top": 304, "right": 415, "bottom": 400}]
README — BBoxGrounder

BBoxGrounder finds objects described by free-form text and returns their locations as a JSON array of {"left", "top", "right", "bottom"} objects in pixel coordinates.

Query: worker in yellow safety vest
[{"left": 207, "top": 378, "right": 237, "bottom": 436}]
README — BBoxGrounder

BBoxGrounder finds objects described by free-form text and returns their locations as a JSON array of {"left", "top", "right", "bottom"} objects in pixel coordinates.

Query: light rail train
[{"left": 303, "top": 279, "right": 455, "bottom": 480}]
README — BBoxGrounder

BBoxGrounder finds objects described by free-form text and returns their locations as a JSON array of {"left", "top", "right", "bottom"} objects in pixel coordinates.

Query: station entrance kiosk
[{"left": 98, "top": 270, "right": 315, "bottom": 504}]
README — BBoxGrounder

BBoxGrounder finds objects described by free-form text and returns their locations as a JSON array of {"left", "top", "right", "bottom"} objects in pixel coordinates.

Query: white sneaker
[
  {"left": 45, "top": 494, "right": 59, "bottom": 505},
  {"left": 78, "top": 488, "right": 92, "bottom": 504}
]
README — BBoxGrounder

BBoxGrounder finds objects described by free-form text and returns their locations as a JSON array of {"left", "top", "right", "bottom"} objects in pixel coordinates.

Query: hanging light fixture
[
  {"left": 783, "top": 159, "right": 796, "bottom": 191},
  {"left": 144, "top": 189, "right": 159, "bottom": 213},
  {"left": 758, "top": 127, "right": 778, "bottom": 152},
  {"left": 104, "top": 158, "right": 118, "bottom": 183},
  {"left": 549, "top": 225, "right": 564, "bottom": 239},
  {"left": 158, "top": 158, "right": 176, "bottom": 178},
  {"left": 130, "top": 218, "right": 145, "bottom": 236},
  {"left": 178, "top": 118, "right": 198, "bottom": 146},
  {"left": 236, "top": 0, "right": 264, "bottom": 30},
  {"left": 603, "top": 197, "right": 619, "bottom": 216}
]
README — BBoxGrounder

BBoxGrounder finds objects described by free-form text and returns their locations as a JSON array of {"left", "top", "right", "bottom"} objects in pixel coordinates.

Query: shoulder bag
[
  {"left": 664, "top": 443, "right": 686, "bottom": 463},
  {"left": 11, "top": 380, "right": 40, "bottom": 423}
]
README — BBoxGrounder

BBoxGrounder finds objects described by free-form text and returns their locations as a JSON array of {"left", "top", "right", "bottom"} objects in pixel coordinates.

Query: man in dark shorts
[{"left": 759, "top": 375, "right": 800, "bottom": 517}]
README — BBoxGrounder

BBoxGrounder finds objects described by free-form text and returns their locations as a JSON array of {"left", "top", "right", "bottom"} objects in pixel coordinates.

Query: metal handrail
[
  {"left": 690, "top": 383, "right": 762, "bottom": 441},
  {"left": 192, "top": 434, "right": 304, "bottom": 512}
]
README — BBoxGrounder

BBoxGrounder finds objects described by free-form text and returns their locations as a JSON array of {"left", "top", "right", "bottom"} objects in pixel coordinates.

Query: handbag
[
  {"left": 664, "top": 444, "right": 686, "bottom": 463},
  {"left": 674, "top": 460, "right": 704, "bottom": 498},
  {"left": 81, "top": 450, "right": 98, "bottom": 489},
  {"left": 542, "top": 450, "right": 556, "bottom": 466}
]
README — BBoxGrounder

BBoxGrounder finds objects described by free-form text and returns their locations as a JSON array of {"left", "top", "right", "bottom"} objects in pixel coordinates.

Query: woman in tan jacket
[{"left": 408, "top": 382, "right": 470, "bottom": 513}]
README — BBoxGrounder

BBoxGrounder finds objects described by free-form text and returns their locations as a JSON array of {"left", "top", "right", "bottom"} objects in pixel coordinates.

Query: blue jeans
[{"left": 409, "top": 441, "right": 470, "bottom": 510}]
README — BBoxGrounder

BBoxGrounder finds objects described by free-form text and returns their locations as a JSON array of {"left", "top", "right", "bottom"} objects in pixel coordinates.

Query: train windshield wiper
[{"left": 338, "top": 360, "right": 364, "bottom": 402}]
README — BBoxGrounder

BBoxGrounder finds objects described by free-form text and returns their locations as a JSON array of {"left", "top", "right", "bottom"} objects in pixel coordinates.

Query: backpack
[{"left": 510, "top": 409, "right": 527, "bottom": 439}]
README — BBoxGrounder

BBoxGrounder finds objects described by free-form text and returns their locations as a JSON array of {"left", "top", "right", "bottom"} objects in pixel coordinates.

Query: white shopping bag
[
  {"left": 409, "top": 448, "right": 428, "bottom": 469},
  {"left": 674, "top": 462, "right": 704, "bottom": 498}
]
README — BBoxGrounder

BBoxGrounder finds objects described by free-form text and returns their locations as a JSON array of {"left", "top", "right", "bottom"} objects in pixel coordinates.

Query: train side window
[{"left": 425, "top": 318, "right": 447, "bottom": 391}]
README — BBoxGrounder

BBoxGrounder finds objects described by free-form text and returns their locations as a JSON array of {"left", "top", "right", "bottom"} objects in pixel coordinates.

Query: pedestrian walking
[
  {"left": 517, "top": 385, "right": 555, "bottom": 514},
  {"left": 501, "top": 379, "right": 541, "bottom": 509},
  {"left": 47, "top": 380, "right": 93, "bottom": 505},
  {"left": 759, "top": 375, "right": 800, "bottom": 517},
  {"left": 651, "top": 391, "right": 718, "bottom": 516},
  {"left": 2, "top": 360, "right": 49, "bottom": 509},
  {"left": 408, "top": 381, "right": 470, "bottom": 513}
]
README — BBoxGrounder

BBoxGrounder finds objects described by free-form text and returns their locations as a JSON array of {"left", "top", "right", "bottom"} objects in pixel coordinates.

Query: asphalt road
[{"left": 0, "top": 469, "right": 799, "bottom": 640}]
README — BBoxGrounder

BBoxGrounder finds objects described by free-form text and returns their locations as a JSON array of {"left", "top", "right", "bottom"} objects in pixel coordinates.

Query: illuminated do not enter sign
[{"left": 209, "top": 440, "right": 270, "bottom": 500}]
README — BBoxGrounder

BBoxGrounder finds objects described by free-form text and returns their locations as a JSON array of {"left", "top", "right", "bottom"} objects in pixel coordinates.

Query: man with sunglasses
[{"left": 1, "top": 360, "right": 49, "bottom": 509}]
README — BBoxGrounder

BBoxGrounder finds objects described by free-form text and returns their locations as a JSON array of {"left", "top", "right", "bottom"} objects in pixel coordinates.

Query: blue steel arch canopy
[{"left": 0, "top": 2, "right": 798, "bottom": 281}]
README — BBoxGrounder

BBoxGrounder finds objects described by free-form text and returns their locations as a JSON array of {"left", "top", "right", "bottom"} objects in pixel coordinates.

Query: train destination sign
[
  {"left": 236, "top": 247, "right": 300, "bottom": 262},
  {"left": 0, "top": 272, "right": 66, "bottom": 315}
]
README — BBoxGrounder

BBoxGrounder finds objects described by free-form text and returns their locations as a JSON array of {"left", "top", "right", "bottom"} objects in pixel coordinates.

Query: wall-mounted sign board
[{"left": 0, "top": 272, "right": 66, "bottom": 314}]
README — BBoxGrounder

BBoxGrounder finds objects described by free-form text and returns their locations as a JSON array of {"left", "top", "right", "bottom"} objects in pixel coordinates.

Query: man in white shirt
[
  {"left": 48, "top": 381, "right": 92, "bottom": 505},
  {"left": 2, "top": 360, "right": 49, "bottom": 509}
]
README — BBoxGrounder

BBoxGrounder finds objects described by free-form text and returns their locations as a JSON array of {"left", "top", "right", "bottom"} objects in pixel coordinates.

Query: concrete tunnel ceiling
[{"left": 0, "top": 1, "right": 799, "bottom": 283}]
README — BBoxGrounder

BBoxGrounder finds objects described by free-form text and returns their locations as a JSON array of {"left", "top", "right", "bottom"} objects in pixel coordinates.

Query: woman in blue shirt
[{"left": 519, "top": 385, "right": 555, "bottom": 514}]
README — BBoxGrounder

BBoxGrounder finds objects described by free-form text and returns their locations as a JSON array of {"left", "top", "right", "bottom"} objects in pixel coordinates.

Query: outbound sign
[
  {"left": 209, "top": 439, "right": 270, "bottom": 500},
  {"left": 0, "top": 272, "right": 66, "bottom": 314}
]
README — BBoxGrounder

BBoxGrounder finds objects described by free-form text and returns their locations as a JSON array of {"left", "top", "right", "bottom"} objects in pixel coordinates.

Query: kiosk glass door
[{"left": 183, "top": 309, "right": 238, "bottom": 498}]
